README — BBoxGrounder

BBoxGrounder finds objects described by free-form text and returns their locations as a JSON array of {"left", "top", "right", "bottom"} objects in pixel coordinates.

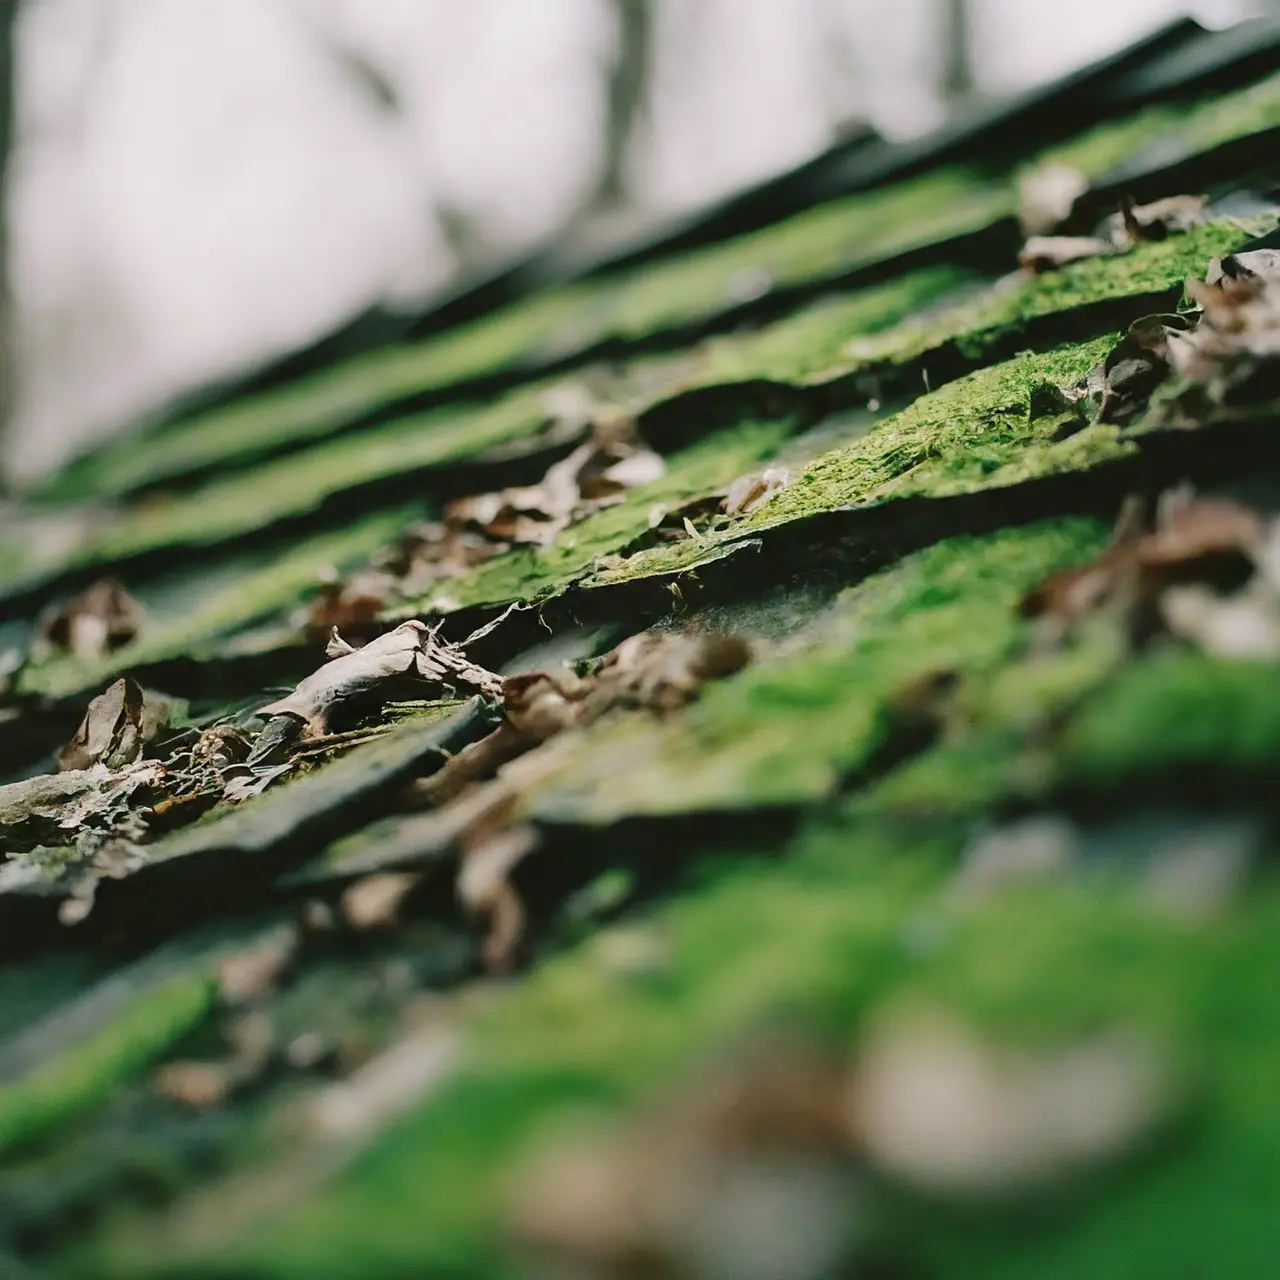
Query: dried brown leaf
[
  {"left": 305, "top": 570, "right": 395, "bottom": 646},
  {"left": 39, "top": 580, "right": 144, "bottom": 661},
  {"left": 259, "top": 620, "right": 503, "bottom": 737},
  {"left": 849, "top": 1006, "right": 1179, "bottom": 1197},
  {"left": 457, "top": 822, "right": 539, "bottom": 972},
  {"left": 154, "top": 1060, "right": 238, "bottom": 1109},
  {"left": 216, "top": 927, "right": 299, "bottom": 1005},
  {"left": 1205, "top": 247, "right": 1280, "bottom": 287},
  {"left": 1021, "top": 489, "right": 1265, "bottom": 646},
  {"left": 1018, "top": 235, "right": 1114, "bottom": 273},
  {"left": 1097, "top": 313, "right": 1195, "bottom": 425},
  {"left": 447, "top": 413, "right": 664, "bottom": 547},
  {"left": 59, "top": 677, "right": 170, "bottom": 772},
  {"left": 723, "top": 464, "right": 791, "bottom": 517},
  {"left": 1116, "top": 193, "right": 1207, "bottom": 246},
  {"left": 506, "top": 1037, "right": 854, "bottom": 1276}
]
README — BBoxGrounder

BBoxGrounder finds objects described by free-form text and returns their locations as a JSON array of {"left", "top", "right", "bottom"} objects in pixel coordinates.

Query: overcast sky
[{"left": 2, "top": 0, "right": 1264, "bottom": 479}]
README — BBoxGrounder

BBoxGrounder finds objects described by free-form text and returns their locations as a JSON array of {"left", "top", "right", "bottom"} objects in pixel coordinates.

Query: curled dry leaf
[
  {"left": 306, "top": 568, "right": 395, "bottom": 646},
  {"left": 191, "top": 725, "right": 252, "bottom": 769},
  {"left": 303, "top": 410, "right": 660, "bottom": 633},
  {"left": 154, "top": 1010, "right": 279, "bottom": 1109},
  {"left": 457, "top": 822, "right": 539, "bottom": 972},
  {"left": 39, "top": 579, "right": 144, "bottom": 662},
  {"left": 1017, "top": 162, "right": 1089, "bottom": 237},
  {"left": 1162, "top": 268, "right": 1280, "bottom": 413},
  {"left": 849, "top": 1005, "right": 1179, "bottom": 1197},
  {"left": 154, "top": 1060, "right": 238, "bottom": 1109},
  {"left": 447, "top": 410, "right": 664, "bottom": 549},
  {"left": 259, "top": 620, "right": 504, "bottom": 737},
  {"left": 723, "top": 464, "right": 791, "bottom": 517},
  {"left": 1114, "top": 193, "right": 1207, "bottom": 246},
  {"left": 1160, "top": 579, "right": 1280, "bottom": 659},
  {"left": 1097, "top": 313, "right": 1196, "bottom": 425},
  {"left": 1021, "top": 488, "right": 1266, "bottom": 646},
  {"left": 408, "top": 632, "right": 751, "bottom": 970},
  {"left": 593, "top": 631, "right": 752, "bottom": 714},
  {"left": 59, "top": 677, "right": 172, "bottom": 772},
  {"left": 1018, "top": 235, "right": 1114, "bottom": 273}
]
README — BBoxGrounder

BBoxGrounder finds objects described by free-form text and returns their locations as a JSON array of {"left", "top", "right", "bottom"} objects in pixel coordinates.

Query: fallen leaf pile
[
  {"left": 308, "top": 412, "right": 664, "bottom": 640},
  {"left": 1021, "top": 486, "right": 1280, "bottom": 654},
  {"left": 1041, "top": 250, "right": 1280, "bottom": 432},
  {"left": 1155, "top": 250, "right": 1280, "bottom": 421}
]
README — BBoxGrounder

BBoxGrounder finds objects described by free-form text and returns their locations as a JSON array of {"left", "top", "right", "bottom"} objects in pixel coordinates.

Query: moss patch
[
  {"left": 1028, "top": 64, "right": 1280, "bottom": 181},
  {"left": 0, "top": 973, "right": 213, "bottom": 1159},
  {"left": 523, "top": 519, "right": 1106, "bottom": 821},
  {"left": 846, "top": 220, "right": 1254, "bottom": 373},
  {"left": 8, "top": 385, "right": 567, "bottom": 594}
]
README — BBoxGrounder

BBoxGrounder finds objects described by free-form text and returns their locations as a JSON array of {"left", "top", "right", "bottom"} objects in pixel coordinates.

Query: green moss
[
  {"left": 528, "top": 519, "right": 1106, "bottom": 821},
  {"left": 596, "top": 338, "right": 1119, "bottom": 590},
  {"left": 9, "top": 385, "right": 564, "bottom": 593},
  {"left": 122, "top": 812, "right": 1280, "bottom": 1280},
  {"left": 39, "top": 173, "right": 1007, "bottom": 506},
  {"left": 1061, "top": 651, "right": 1280, "bottom": 788},
  {"left": 0, "top": 973, "right": 213, "bottom": 1158},
  {"left": 1029, "top": 64, "right": 1280, "bottom": 180},
  {"left": 1178, "top": 65, "right": 1280, "bottom": 158},
  {"left": 1029, "top": 103, "right": 1189, "bottom": 180},
  {"left": 754, "top": 335, "right": 1121, "bottom": 512},
  {"left": 122, "top": 817, "right": 948, "bottom": 1279},
  {"left": 680, "top": 264, "right": 975, "bottom": 388},
  {"left": 852, "top": 220, "right": 1254, "bottom": 373}
]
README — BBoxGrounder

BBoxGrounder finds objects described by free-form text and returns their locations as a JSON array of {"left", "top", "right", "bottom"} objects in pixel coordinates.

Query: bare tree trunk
[
  {"left": 940, "top": 0, "right": 973, "bottom": 104},
  {"left": 594, "top": 0, "right": 652, "bottom": 211}
]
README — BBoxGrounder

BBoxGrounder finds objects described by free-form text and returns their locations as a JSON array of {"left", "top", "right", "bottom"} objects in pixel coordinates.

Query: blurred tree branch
[
  {"left": 594, "top": 0, "right": 651, "bottom": 210},
  {"left": 940, "top": 0, "right": 973, "bottom": 104}
]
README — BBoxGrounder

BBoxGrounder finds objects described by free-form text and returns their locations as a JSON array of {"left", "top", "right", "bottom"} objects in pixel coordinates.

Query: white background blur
[{"left": 1, "top": 0, "right": 1268, "bottom": 478}]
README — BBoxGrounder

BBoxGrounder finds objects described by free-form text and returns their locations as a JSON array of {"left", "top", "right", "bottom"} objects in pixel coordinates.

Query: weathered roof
[{"left": 5, "top": 20, "right": 1280, "bottom": 1278}]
